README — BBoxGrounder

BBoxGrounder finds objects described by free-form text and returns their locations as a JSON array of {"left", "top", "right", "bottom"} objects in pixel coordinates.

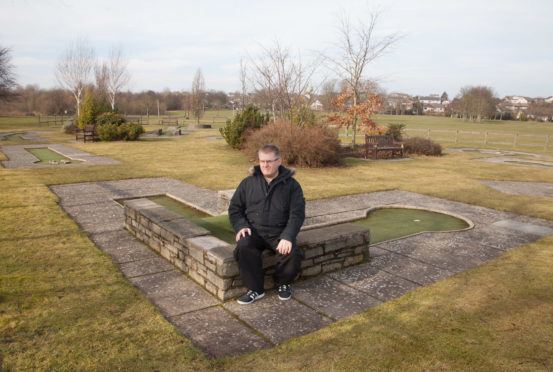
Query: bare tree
[
  {"left": 105, "top": 46, "right": 130, "bottom": 111},
  {"left": 56, "top": 39, "right": 95, "bottom": 116},
  {"left": 455, "top": 86, "right": 498, "bottom": 122},
  {"left": 239, "top": 58, "right": 248, "bottom": 110},
  {"left": 250, "top": 41, "right": 318, "bottom": 126},
  {"left": 0, "top": 47, "right": 17, "bottom": 101},
  {"left": 325, "top": 10, "right": 400, "bottom": 144},
  {"left": 190, "top": 68, "right": 205, "bottom": 123}
]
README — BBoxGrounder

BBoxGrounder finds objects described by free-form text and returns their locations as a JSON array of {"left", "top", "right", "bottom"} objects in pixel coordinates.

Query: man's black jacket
[{"left": 228, "top": 165, "right": 305, "bottom": 242}]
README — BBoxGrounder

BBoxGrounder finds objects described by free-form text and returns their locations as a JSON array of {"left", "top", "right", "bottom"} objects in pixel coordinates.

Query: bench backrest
[
  {"left": 365, "top": 135, "right": 394, "bottom": 145},
  {"left": 84, "top": 124, "right": 95, "bottom": 133}
]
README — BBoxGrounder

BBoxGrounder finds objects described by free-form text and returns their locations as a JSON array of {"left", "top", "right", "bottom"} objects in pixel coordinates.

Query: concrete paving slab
[
  {"left": 479, "top": 180, "right": 553, "bottom": 198},
  {"left": 368, "top": 251, "right": 454, "bottom": 286},
  {"left": 129, "top": 270, "right": 218, "bottom": 316},
  {"left": 119, "top": 257, "right": 175, "bottom": 278},
  {"left": 329, "top": 265, "right": 421, "bottom": 302},
  {"left": 293, "top": 276, "right": 382, "bottom": 320},
  {"left": 170, "top": 306, "right": 273, "bottom": 358},
  {"left": 493, "top": 219, "right": 553, "bottom": 237},
  {"left": 375, "top": 232, "right": 505, "bottom": 273},
  {"left": 224, "top": 293, "right": 333, "bottom": 344}
]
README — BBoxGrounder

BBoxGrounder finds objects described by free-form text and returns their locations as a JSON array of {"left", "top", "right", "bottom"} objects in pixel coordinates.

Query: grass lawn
[{"left": 1, "top": 114, "right": 552, "bottom": 371}]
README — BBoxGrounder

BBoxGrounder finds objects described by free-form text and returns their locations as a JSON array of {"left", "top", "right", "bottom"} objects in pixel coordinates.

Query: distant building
[
  {"left": 310, "top": 99, "right": 323, "bottom": 111},
  {"left": 385, "top": 93, "right": 413, "bottom": 113}
]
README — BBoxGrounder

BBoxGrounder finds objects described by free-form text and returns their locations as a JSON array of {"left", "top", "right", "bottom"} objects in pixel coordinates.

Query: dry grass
[{"left": 1, "top": 116, "right": 553, "bottom": 370}]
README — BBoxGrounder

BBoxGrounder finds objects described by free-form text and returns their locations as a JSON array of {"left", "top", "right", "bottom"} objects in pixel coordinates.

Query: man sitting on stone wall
[{"left": 229, "top": 144, "right": 305, "bottom": 304}]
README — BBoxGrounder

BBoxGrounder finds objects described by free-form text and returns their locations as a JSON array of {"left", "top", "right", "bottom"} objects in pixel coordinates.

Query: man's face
[{"left": 258, "top": 150, "right": 281, "bottom": 180}]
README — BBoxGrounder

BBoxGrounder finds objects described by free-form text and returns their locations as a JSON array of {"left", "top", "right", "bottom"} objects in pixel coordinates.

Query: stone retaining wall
[{"left": 124, "top": 198, "right": 370, "bottom": 301}]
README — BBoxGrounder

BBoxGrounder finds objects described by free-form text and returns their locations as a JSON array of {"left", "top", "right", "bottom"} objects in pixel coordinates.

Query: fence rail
[
  {"left": 405, "top": 128, "right": 552, "bottom": 150},
  {"left": 37, "top": 115, "right": 74, "bottom": 127}
]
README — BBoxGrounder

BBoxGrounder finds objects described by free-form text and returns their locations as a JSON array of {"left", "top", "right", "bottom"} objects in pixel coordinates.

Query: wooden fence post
[
  {"left": 545, "top": 135, "right": 550, "bottom": 151},
  {"left": 484, "top": 131, "right": 488, "bottom": 145},
  {"left": 513, "top": 133, "right": 518, "bottom": 148},
  {"left": 427, "top": 128, "right": 430, "bottom": 139},
  {"left": 455, "top": 129, "right": 459, "bottom": 144}
]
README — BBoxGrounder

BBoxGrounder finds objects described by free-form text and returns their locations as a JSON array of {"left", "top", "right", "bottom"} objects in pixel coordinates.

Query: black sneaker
[
  {"left": 237, "top": 290, "right": 265, "bottom": 305},
  {"left": 278, "top": 284, "right": 292, "bottom": 301}
]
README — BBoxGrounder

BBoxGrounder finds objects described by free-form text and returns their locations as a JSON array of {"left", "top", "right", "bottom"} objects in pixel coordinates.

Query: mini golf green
[
  {"left": 27, "top": 147, "right": 79, "bottom": 165},
  {"left": 5, "top": 134, "right": 25, "bottom": 142},
  {"left": 353, "top": 208, "right": 469, "bottom": 244}
]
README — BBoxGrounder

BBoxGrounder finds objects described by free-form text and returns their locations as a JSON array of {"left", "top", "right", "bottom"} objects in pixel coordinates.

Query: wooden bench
[
  {"left": 75, "top": 124, "right": 97, "bottom": 143},
  {"left": 365, "top": 134, "right": 404, "bottom": 160},
  {"left": 161, "top": 118, "right": 179, "bottom": 126}
]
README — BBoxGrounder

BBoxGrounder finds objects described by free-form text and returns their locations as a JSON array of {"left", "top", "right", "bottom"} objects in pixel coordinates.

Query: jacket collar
[{"left": 248, "top": 165, "right": 296, "bottom": 180}]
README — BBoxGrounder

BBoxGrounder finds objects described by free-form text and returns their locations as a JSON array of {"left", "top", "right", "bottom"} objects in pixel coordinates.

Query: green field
[{"left": 1, "top": 114, "right": 552, "bottom": 371}]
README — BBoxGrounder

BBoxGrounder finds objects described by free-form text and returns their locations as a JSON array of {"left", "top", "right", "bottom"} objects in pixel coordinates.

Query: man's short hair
[{"left": 258, "top": 144, "right": 281, "bottom": 158}]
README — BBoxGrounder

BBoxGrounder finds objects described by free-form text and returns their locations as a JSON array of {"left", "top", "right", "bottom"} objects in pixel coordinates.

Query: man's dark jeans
[{"left": 233, "top": 231, "right": 302, "bottom": 293}]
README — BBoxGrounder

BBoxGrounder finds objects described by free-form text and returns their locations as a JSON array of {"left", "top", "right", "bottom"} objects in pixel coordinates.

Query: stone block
[
  {"left": 164, "top": 218, "right": 210, "bottom": 239},
  {"left": 219, "top": 286, "right": 245, "bottom": 301},
  {"left": 314, "top": 253, "right": 337, "bottom": 264},
  {"left": 188, "top": 245, "right": 204, "bottom": 264},
  {"left": 141, "top": 206, "right": 183, "bottom": 224},
  {"left": 173, "top": 259, "right": 187, "bottom": 272},
  {"left": 301, "top": 264, "right": 322, "bottom": 277},
  {"left": 204, "top": 281, "right": 218, "bottom": 296},
  {"left": 206, "top": 245, "right": 235, "bottom": 267},
  {"left": 324, "top": 239, "right": 347, "bottom": 253},
  {"left": 303, "top": 246, "right": 323, "bottom": 259},
  {"left": 344, "top": 254, "right": 364, "bottom": 267},
  {"left": 186, "top": 235, "right": 230, "bottom": 252},
  {"left": 217, "top": 261, "right": 240, "bottom": 278},
  {"left": 322, "top": 262, "right": 343, "bottom": 273},
  {"left": 346, "top": 234, "right": 364, "bottom": 247},
  {"left": 300, "top": 259, "right": 313, "bottom": 268},
  {"left": 189, "top": 270, "right": 205, "bottom": 285},
  {"left": 206, "top": 270, "right": 233, "bottom": 290}
]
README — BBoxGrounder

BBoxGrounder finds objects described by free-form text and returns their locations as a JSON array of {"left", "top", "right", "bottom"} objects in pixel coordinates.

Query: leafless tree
[
  {"left": 325, "top": 10, "right": 400, "bottom": 144},
  {"left": 190, "top": 68, "right": 206, "bottom": 123},
  {"left": 239, "top": 58, "right": 248, "bottom": 110},
  {"left": 56, "top": 39, "right": 95, "bottom": 116},
  {"left": 0, "top": 47, "right": 17, "bottom": 102},
  {"left": 105, "top": 46, "right": 130, "bottom": 111},
  {"left": 455, "top": 86, "right": 498, "bottom": 122},
  {"left": 250, "top": 41, "right": 318, "bottom": 126}
]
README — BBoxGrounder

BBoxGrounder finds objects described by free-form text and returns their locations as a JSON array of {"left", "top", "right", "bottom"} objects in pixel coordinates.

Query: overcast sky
[{"left": 2, "top": 0, "right": 552, "bottom": 98}]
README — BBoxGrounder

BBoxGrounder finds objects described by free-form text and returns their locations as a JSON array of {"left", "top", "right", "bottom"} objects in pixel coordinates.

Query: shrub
[
  {"left": 97, "top": 112, "right": 126, "bottom": 125},
  {"left": 243, "top": 122, "right": 341, "bottom": 167},
  {"left": 386, "top": 123, "right": 406, "bottom": 141},
  {"left": 220, "top": 105, "right": 270, "bottom": 149},
  {"left": 97, "top": 123, "right": 119, "bottom": 141},
  {"left": 97, "top": 122, "right": 144, "bottom": 141},
  {"left": 403, "top": 137, "right": 442, "bottom": 156},
  {"left": 77, "top": 88, "right": 109, "bottom": 128}
]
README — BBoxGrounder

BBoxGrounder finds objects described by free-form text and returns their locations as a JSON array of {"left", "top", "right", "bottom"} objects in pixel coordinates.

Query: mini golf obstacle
[{"left": 123, "top": 192, "right": 472, "bottom": 301}]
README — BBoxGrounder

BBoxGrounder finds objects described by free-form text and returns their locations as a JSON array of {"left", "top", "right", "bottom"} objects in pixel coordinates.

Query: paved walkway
[
  {"left": 447, "top": 147, "right": 553, "bottom": 169},
  {"left": 1, "top": 144, "right": 120, "bottom": 168},
  {"left": 50, "top": 178, "right": 553, "bottom": 358}
]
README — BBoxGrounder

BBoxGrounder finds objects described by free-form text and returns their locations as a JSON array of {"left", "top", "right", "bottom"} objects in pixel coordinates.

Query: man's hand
[
  {"left": 276, "top": 239, "right": 292, "bottom": 255},
  {"left": 235, "top": 227, "right": 251, "bottom": 242}
]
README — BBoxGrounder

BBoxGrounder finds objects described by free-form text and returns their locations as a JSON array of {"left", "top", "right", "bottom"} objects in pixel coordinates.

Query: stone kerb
[{"left": 124, "top": 198, "right": 371, "bottom": 301}]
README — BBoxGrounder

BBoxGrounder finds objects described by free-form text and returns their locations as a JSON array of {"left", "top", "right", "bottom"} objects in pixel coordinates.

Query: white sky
[{"left": 1, "top": 0, "right": 552, "bottom": 98}]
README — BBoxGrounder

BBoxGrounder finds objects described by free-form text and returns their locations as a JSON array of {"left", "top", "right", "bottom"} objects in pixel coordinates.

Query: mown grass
[{"left": 1, "top": 115, "right": 553, "bottom": 370}]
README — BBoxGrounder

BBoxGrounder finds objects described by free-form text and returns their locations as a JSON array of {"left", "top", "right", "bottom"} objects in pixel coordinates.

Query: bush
[
  {"left": 96, "top": 122, "right": 144, "bottom": 141},
  {"left": 97, "top": 112, "right": 126, "bottom": 125},
  {"left": 386, "top": 123, "right": 406, "bottom": 141},
  {"left": 77, "top": 88, "right": 109, "bottom": 128},
  {"left": 403, "top": 137, "right": 442, "bottom": 156},
  {"left": 243, "top": 122, "right": 341, "bottom": 167},
  {"left": 220, "top": 105, "right": 270, "bottom": 149}
]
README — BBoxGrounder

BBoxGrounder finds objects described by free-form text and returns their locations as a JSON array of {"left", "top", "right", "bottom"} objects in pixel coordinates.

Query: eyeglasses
[{"left": 259, "top": 158, "right": 280, "bottom": 165}]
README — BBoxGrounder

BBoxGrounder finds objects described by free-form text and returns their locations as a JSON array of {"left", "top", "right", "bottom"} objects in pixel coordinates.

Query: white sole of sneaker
[
  {"left": 278, "top": 295, "right": 291, "bottom": 301},
  {"left": 237, "top": 292, "right": 265, "bottom": 304}
]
